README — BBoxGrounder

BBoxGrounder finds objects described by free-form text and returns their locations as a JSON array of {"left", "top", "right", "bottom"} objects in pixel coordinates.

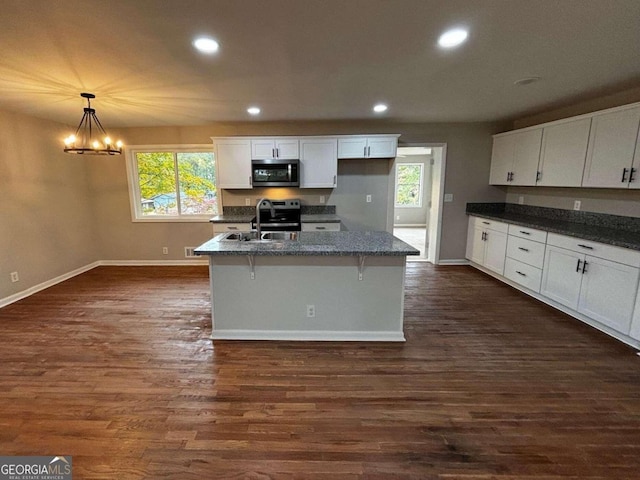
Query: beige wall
[
  {"left": 96, "top": 120, "right": 503, "bottom": 262},
  {"left": 0, "top": 109, "right": 98, "bottom": 300}
]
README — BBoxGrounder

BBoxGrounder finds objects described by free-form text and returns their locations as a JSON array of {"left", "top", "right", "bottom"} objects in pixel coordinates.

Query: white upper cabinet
[
  {"left": 299, "top": 137, "right": 338, "bottom": 188},
  {"left": 213, "top": 138, "right": 252, "bottom": 189},
  {"left": 251, "top": 138, "right": 299, "bottom": 159},
  {"left": 337, "top": 135, "right": 398, "bottom": 159},
  {"left": 581, "top": 106, "right": 640, "bottom": 188},
  {"left": 489, "top": 129, "right": 542, "bottom": 186},
  {"left": 537, "top": 118, "right": 591, "bottom": 187}
]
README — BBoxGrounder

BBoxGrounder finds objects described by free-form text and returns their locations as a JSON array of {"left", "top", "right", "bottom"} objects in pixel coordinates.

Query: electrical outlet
[
  {"left": 245, "top": 198, "right": 251, "bottom": 206},
  {"left": 518, "top": 196, "right": 524, "bottom": 205},
  {"left": 366, "top": 194, "right": 372, "bottom": 203},
  {"left": 319, "top": 195, "right": 325, "bottom": 204},
  {"left": 444, "top": 193, "right": 453, "bottom": 202},
  {"left": 396, "top": 215, "right": 400, "bottom": 220},
  {"left": 10, "top": 271, "right": 19, "bottom": 283},
  {"left": 306, "top": 304, "right": 315, "bottom": 318},
  {"left": 162, "top": 247, "right": 169, "bottom": 255},
  {"left": 574, "top": 200, "right": 581, "bottom": 211}
]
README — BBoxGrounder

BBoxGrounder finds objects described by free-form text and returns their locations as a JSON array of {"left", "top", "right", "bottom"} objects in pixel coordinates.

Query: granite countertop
[
  {"left": 195, "top": 231, "right": 420, "bottom": 257},
  {"left": 467, "top": 203, "right": 640, "bottom": 251}
]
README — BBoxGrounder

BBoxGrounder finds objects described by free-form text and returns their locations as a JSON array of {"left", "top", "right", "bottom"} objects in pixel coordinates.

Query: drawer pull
[
  {"left": 316, "top": 226, "right": 326, "bottom": 230},
  {"left": 519, "top": 230, "right": 531, "bottom": 235},
  {"left": 577, "top": 244, "right": 593, "bottom": 250},
  {"left": 228, "top": 226, "right": 238, "bottom": 230},
  {"left": 516, "top": 271, "right": 527, "bottom": 277},
  {"left": 518, "top": 247, "right": 529, "bottom": 252},
  {"left": 482, "top": 221, "right": 490, "bottom": 225}
]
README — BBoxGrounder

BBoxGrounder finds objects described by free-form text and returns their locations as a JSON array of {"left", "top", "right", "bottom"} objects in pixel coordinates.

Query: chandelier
[{"left": 63, "top": 93, "right": 123, "bottom": 155}]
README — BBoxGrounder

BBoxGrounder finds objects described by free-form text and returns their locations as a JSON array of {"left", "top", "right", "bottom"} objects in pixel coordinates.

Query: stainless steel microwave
[{"left": 251, "top": 159, "right": 299, "bottom": 187}]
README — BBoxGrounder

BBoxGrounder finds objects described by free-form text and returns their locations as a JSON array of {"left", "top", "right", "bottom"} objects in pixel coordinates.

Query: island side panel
[{"left": 207, "top": 255, "right": 407, "bottom": 341}]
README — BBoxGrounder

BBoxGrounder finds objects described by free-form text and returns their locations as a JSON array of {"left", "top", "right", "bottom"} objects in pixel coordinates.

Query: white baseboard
[
  {"left": 437, "top": 259, "right": 470, "bottom": 265},
  {"left": 210, "top": 329, "right": 406, "bottom": 342},
  {"left": 0, "top": 261, "right": 101, "bottom": 309},
  {"left": 99, "top": 259, "right": 208, "bottom": 266},
  {"left": 0, "top": 259, "right": 208, "bottom": 308}
]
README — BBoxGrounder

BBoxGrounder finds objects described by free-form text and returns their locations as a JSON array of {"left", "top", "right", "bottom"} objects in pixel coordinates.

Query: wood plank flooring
[{"left": 1, "top": 264, "right": 639, "bottom": 479}]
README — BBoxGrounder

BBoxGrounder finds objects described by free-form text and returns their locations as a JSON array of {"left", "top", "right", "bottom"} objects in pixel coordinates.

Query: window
[
  {"left": 395, "top": 163, "right": 424, "bottom": 208},
  {"left": 126, "top": 146, "right": 218, "bottom": 221}
]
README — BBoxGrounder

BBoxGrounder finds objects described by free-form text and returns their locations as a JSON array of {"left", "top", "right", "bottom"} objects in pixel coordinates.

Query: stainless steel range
[{"left": 251, "top": 198, "right": 301, "bottom": 232}]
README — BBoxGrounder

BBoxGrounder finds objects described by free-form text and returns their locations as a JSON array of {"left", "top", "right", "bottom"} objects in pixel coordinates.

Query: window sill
[{"left": 132, "top": 216, "right": 215, "bottom": 223}]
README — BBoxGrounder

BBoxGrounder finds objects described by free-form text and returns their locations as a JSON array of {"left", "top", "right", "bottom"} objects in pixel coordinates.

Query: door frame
[{"left": 388, "top": 143, "right": 447, "bottom": 264}]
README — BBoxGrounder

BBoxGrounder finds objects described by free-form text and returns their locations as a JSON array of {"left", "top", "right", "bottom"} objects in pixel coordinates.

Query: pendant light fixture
[{"left": 63, "top": 93, "right": 123, "bottom": 155}]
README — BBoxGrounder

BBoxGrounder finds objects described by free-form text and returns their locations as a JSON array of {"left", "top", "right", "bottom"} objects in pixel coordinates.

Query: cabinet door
[
  {"left": 251, "top": 139, "right": 276, "bottom": 159},
  {"left": 367, "top": 136, "right": 398, "bottom": 158},
  {"left": 215, "top": 139, "right": 252, "bottom": 189},
  {"left": 582, "top": 107, "right": 640, "bottom": 188},
  {"left": 629, "top": 289, "right": 640, "bottom": 340},
  {"left": 489, "top": 134, "right": 514, "bottom": 185},
  {"left": 299, "top": 138, "right": 338, "bottom": 188},
  {"left": 537, "top": 118, "right": 591, "bottom": 187},
  {"left": 275, "top": 138, "right": 300, "bottom": 159},
  {"left": 578, "top": 256, "right": 640, "bottom": 333},
  {"left": 540, "top": 245, "right": 583, "bottom": 310},
  {"left": 511, "top": 129, "right": 542, "bottom": 186},
  {"left": 483, "top": 229, "right": 507, "bottom": 275},
  {"left": 629, "top": 118, "right": 640, "bottom": 190},
  {"left": 465, "top": 219, "right": 485, "bottom": 264},
  {"left": 337, "top": 137, "right": 368, "bottom": 159}
]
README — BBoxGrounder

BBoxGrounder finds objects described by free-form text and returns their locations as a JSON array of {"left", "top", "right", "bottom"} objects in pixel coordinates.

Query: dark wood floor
[{"left": 1, "top": 264, "right": 639, "bottom": 479}]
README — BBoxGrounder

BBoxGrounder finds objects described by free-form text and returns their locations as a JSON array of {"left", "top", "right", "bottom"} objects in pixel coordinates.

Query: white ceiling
[{"left": 2, "top": 0, "right": 640, "bottom": 128}]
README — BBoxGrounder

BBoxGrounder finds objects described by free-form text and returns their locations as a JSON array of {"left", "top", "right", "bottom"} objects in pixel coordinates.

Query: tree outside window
[
  {"left": 133, "top": 149, "right": 218, "bottom": 218},
  {"left": 395, "top": 163, "right": 424, "bottom": 208}
]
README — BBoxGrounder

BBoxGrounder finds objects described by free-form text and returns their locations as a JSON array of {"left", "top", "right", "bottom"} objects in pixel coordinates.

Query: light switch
[{"left": 444, "top": 193, "right": 453, "bottom": 202}]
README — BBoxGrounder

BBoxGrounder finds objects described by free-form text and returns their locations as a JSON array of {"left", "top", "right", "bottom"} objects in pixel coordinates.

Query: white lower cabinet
[
  {"left": 465, "top": 217, "right": 508, "bottom": 275},
  {"left": 467, "top": 217, "right": 640, "bottom": 346},
  {"left": 301, "top": 222, "right": 341, "bottom": 231},
  {"left": 540, "top": 235, "right": 640, "bottom": 334}
]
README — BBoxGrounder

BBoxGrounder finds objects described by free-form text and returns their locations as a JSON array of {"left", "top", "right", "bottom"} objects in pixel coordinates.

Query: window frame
[
  {"left": 394, "top": 162, "right": 424, "bottom": 209},
  {"left": 125, "top": 144, "right": 218, "bottom": 222}
]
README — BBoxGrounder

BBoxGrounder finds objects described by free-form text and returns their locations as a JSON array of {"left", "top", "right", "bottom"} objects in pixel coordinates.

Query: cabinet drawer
[
  {"left": 506, "top": 235, "right": 546, "bottom": 268},
  {"left": 504, "top": 258, "right": 542, "bottom": 293},
  {"left": 469, "top": 216, "right": 509, "bottom": 233},
  {"left": 301, "top": 222, "right": 341, "bottom": 231},
  {"left": 212, "top": 223, "right": 252, "bottom": 234},
  {"left": 547, "top": 233, "right": 640, "bottom": 267},
  {"left": 507, "top": 224, "right": 547, "bottom": 243}
]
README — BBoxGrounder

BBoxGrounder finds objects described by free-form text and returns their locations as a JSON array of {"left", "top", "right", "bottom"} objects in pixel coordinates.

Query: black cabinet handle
[
  {"left": 576, "top": 259, "right": 582, "bottom": 272},
  {"left": 482, "top": 221, "right": 490, "bottom": 225},
  {"left": 519, "top": 231, "right": 531, "bottom": 235},
  {"left": 518, "top": 247, "right": 529, "bottom": 252},
  {"left": 577, "top": 244, "right": 593, "bottom": 250},
  {"left": 630, "top": 168, "right": 637, "bottom": 183},
  {"left": 536, "top": 171, "right": 541, "bottom": 182},
  {"left": 582, "top": 260, "right": 588, "bottom": 274},
  {"left": 622, "top": 168, "right": 629, "bottom": 182},
  {"left": 516, "top": 271, "right": 527, "bottom": 277}
]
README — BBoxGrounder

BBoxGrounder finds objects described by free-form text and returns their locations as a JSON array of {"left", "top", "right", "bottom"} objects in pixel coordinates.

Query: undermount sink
[{"left": 219, "top": 231, "right": 299, "bottom": 242}]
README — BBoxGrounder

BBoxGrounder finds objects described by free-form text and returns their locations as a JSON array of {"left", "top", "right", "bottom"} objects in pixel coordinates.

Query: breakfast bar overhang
[{"left": 195, "top": 231, "right": 419, "bottom": 341}]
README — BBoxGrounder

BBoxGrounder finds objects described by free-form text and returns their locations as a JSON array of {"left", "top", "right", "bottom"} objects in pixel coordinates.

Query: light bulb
[
  {"left": 104, "top": 136, "right": 112, "bottom": 145},
  {"left": 64, "top": 135, "right": 76, "bottom": 145},
  {"left": 116, "top": 140, "right": 123, "bottom": 148},
  {"left": 92, "top": 140, "right": 100, "bottom": 149}
]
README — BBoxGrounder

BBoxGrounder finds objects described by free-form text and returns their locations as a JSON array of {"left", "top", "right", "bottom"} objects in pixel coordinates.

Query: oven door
[{"left": 251, "top": 160, "right": 299, "bottom": 186}]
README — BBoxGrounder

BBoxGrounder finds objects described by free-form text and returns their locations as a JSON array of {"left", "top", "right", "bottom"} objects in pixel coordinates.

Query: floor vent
[{"left": 184, "top": 247, "right": 198, "bottom": 258}]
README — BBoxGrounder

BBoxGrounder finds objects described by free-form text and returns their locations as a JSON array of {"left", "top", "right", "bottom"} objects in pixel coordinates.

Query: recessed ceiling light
[
  {"left": 247, "top": 106, "right": 261, "bottom": 115},
  {"left": 373, "top": 103, "right": 388, "bottom": 113},
  {"left": 514, "top": 76, "right": 541, "bottom": 86},
  {"left": 438, "top": 28, "right": 468, "bottom": 48},
  {"left": 193, "top": 37, "right": 220, "bottom": 54}
]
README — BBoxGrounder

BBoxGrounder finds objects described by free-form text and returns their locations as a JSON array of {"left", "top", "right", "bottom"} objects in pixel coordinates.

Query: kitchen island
[{"left": 195, "top": 231, "right": 419, "bottom": 341}]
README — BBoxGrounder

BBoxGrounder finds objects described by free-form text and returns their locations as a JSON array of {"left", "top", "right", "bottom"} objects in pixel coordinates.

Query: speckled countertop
[
  {"left": 467, "top": 203, "right": 640, "bottom": 251},
  {"left": 194, "top": 231, "right": 420, "bottom": 256}
]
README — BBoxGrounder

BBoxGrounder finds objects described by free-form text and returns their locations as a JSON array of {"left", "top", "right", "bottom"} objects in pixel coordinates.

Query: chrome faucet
[{"left": 256, "top": 198, "right": 276, "bottom": 238}]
